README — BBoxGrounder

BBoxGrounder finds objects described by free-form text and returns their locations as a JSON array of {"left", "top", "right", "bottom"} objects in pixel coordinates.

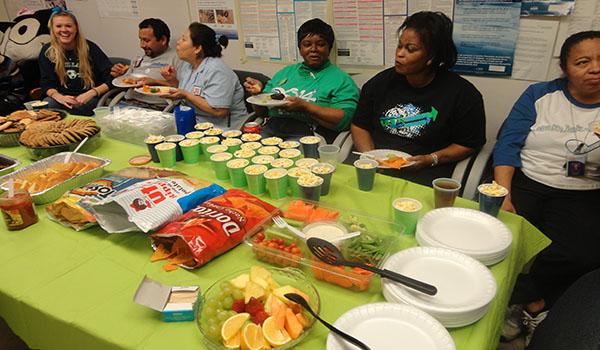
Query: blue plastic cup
[
  {"left": 477, "top": 183, "right": 508, "bottom": 217},
  {"left": 174, "top": 105, "right": 196, "bottom": 135}
]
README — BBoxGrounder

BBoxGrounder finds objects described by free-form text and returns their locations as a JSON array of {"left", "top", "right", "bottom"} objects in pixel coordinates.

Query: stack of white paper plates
[
  {"left": 326, "top": 303, "right": 455, "bottom": 350},
  {"left": 415, "top": 207, "right": 512, "bottom": 266},
  {"left": 382, "top": 247, "right": 497, "bottom": 328}
]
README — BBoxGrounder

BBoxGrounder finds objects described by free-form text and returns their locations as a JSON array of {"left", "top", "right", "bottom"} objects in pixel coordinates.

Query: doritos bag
[
  {"left": 151, "top": 189, "right": 279, "bottom": 271},
  {"left": 46, "top": 167, "right": 188, "bottom": 231}
]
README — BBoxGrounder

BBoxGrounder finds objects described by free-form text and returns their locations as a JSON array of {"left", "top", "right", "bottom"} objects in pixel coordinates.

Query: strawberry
[
  {"left": 251, "top": 310, "right": 269, "bottom": 325},
  {"left": 245, "top": 297, "right": 264, "bottom": 315},
  {"left": 232, "top": 299, "right": 246, "bottom": 313}
]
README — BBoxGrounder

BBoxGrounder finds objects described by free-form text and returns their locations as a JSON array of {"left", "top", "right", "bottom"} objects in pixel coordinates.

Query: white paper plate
[
  {"left": 359, "top": 149, "right": 414, "bottom": 169},
  {"left": 382, "top": 286, "right": 491, "bottom": 328},
  {"left": 326, "top": 303, "right": 455, "bottom": 350},
  {"left": 382, "top": 247, "right": 496, "bottom": 314},
  {"left": 416, "top": 233, "right": 509, "bottom": 266},
  {"left": 112, "top": 74, "right": 144, "bottom": 88},
  {"left": 133, "top": 86, "right": 175, "bottom": 96},
  {"left": 416, "top": 208, "right": 512, "bottom": 255},
  {"left": 246, "top": 93, "right": 288, "bottom": 107}
]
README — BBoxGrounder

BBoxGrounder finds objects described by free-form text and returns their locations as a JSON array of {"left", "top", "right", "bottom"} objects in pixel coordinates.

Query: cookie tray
[{"left": 0, "top": 152, "right": 111, "bottom": 204}]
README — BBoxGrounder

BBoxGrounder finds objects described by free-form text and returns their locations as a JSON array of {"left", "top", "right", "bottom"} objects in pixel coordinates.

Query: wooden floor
[{"left": 0, "top": 318, "right": 30, "bottom": 350}]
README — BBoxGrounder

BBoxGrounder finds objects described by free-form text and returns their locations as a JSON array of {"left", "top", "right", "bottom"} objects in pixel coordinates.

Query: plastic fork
[{"left": 272, "top": 215, "right": 306, "bottom": 239}]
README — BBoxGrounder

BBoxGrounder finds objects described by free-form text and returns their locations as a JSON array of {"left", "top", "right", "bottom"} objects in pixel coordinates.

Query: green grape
[
  {"left": 232, "top": 289, "right": 244, "bottom": 300},
  {"left": 221, "top": 285, "right": 232, "bottom": 296},
  {"left": 219, "top": 281, "right": 232, "bottom": 290},
  {"left": 203, "top": 306, "right": 216, "bottom": 318},
  {"left": 222, "top": 296, "right": 234, "bottom": 310},
  {"left": 227, "top": 310, "right": 237, "bottom": 318},
  {"left": 217, "top": 310, "right": 229, "bottom": 321},
  {"left": 207, "top": 324, "right": 219, "bottom": 340},
  {"left": 206, "top": 298, "right": 219, "bottom": 308},
  {"left": 206, "top": 317, "right": 218, "bottom": 327}
]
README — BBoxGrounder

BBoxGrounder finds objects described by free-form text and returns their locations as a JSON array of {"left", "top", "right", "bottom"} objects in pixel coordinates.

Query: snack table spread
[{"left": 0, "top": 121, "right": 550, "bottom": 350}]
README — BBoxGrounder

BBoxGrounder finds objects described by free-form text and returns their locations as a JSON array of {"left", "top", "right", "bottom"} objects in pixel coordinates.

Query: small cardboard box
[{"left": 133, "top": 275, "right": 200, "bottom": 322}]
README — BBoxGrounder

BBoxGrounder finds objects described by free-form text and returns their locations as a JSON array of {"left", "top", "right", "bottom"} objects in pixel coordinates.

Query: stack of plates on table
[
  {"left": 326, "top": 302, "right": 455, "bottom": 350},
  {"left": 415, "top": 207, "right": 513, "bottom": 266},
  {"left": 381, "top": 247, "right": 497, "bottom": 328}
]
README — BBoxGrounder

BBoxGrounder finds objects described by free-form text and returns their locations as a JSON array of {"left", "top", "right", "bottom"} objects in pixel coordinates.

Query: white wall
[{"left": 70, "top": 0, "right": 549, "bottom": 143}]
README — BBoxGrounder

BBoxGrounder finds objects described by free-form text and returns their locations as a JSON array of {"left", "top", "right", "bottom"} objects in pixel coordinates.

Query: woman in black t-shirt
[
  {"left": 39, "top": 8, "right": 112, "bottom": 116},
  {"left": 351, "top": 11, "right": 486, "bottom": 186}
]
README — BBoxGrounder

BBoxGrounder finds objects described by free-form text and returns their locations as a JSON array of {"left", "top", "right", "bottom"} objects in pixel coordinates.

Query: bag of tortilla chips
[{"left": 150, "top": 189, "right": 279, "bottom": 271}]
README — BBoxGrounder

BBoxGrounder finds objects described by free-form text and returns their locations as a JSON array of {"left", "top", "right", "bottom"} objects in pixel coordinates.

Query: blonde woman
[{"left": 38, "top": 8, "right": 112, "bottom": 116}]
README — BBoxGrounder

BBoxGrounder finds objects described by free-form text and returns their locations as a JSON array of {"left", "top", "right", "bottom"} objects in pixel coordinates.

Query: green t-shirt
[{"left": 263, "top": 60, "right": 359, "bottom": 131}]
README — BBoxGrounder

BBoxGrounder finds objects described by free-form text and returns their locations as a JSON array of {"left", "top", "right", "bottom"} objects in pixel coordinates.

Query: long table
[{"left": 0, "top": 136, "right": 550, "bottom": 350}]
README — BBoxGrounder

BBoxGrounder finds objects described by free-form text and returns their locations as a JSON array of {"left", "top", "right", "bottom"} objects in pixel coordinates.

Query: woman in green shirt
[{"left": 244, "top": 19, "right": 359, "bottom": 142}]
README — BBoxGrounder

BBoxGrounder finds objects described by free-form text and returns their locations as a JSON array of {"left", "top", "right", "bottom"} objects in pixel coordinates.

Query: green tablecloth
[{"left": 0, "top": 136, "right": 550, "bottom": 350}]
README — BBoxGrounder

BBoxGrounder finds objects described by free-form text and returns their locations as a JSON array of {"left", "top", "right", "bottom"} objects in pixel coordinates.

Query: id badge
[
  {"left": 192, "top": 86, "right": 202, "bottom": 96},
  {"left": 565, "top": 151, "right": 587, "bottom": 177}
]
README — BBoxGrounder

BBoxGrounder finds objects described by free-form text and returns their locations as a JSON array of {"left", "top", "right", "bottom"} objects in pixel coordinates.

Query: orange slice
[
  {"left": 241, "top": 323, "right": 265, "bottom": 350},
  {"left": 262, "top": 316, "right": 291, "bottom": 347},
  {"left": 224, "top": 331, "right": 241, "bottom": 349},
  {"left": 221, "top": 313, "right": 250, "bottom": 341}
]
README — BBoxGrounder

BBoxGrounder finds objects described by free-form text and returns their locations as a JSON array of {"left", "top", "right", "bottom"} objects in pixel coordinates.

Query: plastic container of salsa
[
  {"left": 0, "top": 189, "right": 38, "bottom": 230},
  {"left": 246, "top": 199, "right": 403, "bottom": 292}
]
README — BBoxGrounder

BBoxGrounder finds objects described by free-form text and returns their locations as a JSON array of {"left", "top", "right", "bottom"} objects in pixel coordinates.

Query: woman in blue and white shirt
[
  {"left": 159, "top": 23, "right": 247, "bottom": 129},
  {"left": 493, "top": 31, "right": 600, "bottom": 318}
]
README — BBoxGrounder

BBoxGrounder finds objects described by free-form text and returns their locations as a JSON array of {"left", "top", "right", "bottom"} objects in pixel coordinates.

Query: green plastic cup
[
  {"left": 244, "top": 164, "right": 268, "bottom": 195},
  {"left": 240, "top": 141, "right": 263, "bottom": 151},
  {"left": 299, "top": 135, "right": 321, "bottom": 158},
  {"left": 227, "top": 158, "right": 250, "bottom": 187},
  {"left": 234, "top": 149, "right": 256, "bottom": 160},
  {"left": 241, "top": 133, "right": 262, "bottom": 142},
  {"left": 258, "top": 146, "right": 280, "bottom": 157},
  {"left": 155, "top": 142, "right": 177, "bottom": 168},
  {"left": 179, "top": 139, "right": 201, "bottom": 164},
  {"left": 221, "top": 138, "right": 243, "bottom": 153},
  {"left": 271, "top": 158, "right": 294, "bottom": 169},
  {"left": 222, "top": 130, "right": 242, "bottom": 138},
  {"left": 204, "top": 127, "right": 223, "bottom": 138},
  {"left": 164, "top": 134, "right": 185, "bottom": 161},
  {"left": 144, "top": 135, "right": 165, "bottom": 163},
  {"left": 261, "top": 136, "right": 283, "bottom": 147},
  {"left": 210, "top": 152, "right": 233, "bottom": 180},
  {"left": 199, "top": 136, "right": 221, "bottom": 160},
  {"left": 392, "top": 198, "right": 422, "bottom": 235},
  {"left": 264, "top": 168, "right": 289, "bottom": 199},
  {"left": 279, "top": 140, "right": 300, "bottom": 149},
  {"left": 279, "top": 148, "right": 302, "bottom": 162},
  {"left": 311, "top": 162, "right": 335, "bottom": 195},
  {"left": 206, "top": 144, "right": 229, "bottom": 158},
  {"left": 194, "top": 122, "right": 214, "bottom": 131},
  {"left": 295, "top": 157, "right": 318, "bottom": 169},
  {"left": 354, "top": 159, "right": 378, "bottom": 191},
  {"left": 287, "top": 167, "right": 312, "bottom": 197},
  {"left": 252, "top": 155, "right": 275, "bottom": 168},
  {"left": 185, "top": 131, "right": 205, "bottom": 140},
  {"left": 297, "top": 174, "right": 324, "bottom": 202}
]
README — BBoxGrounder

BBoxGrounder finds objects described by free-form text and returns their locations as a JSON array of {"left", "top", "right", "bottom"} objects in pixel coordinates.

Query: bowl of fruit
[{"left": 196, "top": 266, "right": 320, "bottom": 350}]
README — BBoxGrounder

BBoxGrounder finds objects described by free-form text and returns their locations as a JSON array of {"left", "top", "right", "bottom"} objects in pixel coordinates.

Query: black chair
[{"left": 233, "top": 69, "right": 271, "bottom": 114}]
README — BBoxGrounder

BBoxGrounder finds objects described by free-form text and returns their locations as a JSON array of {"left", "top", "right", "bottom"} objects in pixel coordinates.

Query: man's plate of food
[
  {"left": 112, "top": 74, "right": 145, "bottom": 88},
  {"left": 360, "top": 149, "right": 414, "bottom": 169},
  {"left": 246, "top": 92, "right": 288, "bottom": 107},
  {"left": 134, "top": 85, "right": 176, "bottom": 96}
]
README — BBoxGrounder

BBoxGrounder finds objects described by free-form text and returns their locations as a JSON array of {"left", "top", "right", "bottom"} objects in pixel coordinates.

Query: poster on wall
[
  {"left": 196, "top": 0, "right": 239, "bottom": 39},
  {"left": 96, "top": 0, "right": 139, "bottom": 19},
  {"left": 521, "top": 0, "right": 575, "bottom": 16},
  {"left": 452, "top": 0, "right": 521, "bottom": 77},
  {"left": 333, "top": 0, "right": 385, "bottom": 66},
  {"left": 239, "top": 0, "right": 280, "bottom": 60}
]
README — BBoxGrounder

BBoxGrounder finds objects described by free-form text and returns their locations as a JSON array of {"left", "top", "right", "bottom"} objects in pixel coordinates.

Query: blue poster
[
  {"left": 452, "top": 1, "right": 522, "bottom": 76},
  {"left": 521, "top": 1, "right": 575, "bottom": 16}
]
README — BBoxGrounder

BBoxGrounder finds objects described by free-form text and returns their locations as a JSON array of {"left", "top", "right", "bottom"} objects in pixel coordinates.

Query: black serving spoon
[
  {"left": 284, "top": 293, "right": 371, "bottom": 350},
  {"left": 307, "top": 237, "right": 438, "bottom": 296}
]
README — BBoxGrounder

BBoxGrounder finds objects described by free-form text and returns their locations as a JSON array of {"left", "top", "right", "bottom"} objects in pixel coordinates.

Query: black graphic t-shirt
[
  {"left": 352, "top": 68, "right": 486, "bottom": 185},
  {"left": 39, "top": 40, "right": 113, "bottom": 96}
]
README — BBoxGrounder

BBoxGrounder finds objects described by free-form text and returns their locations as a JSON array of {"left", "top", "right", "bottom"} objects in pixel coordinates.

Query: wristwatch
[{"left": 430, "top": 153, "right": 439, "bottom": 167}]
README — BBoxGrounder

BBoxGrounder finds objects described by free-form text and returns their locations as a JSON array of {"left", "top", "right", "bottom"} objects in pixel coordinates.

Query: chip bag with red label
[{"left": 151, "top": 189, "right": 279, "bottom": 271}]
